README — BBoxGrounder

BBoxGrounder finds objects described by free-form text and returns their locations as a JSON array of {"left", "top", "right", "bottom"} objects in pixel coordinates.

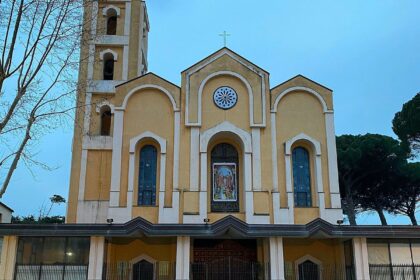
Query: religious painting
[{"left": 212, "top": 163, "right": 237, "bottom": 202}]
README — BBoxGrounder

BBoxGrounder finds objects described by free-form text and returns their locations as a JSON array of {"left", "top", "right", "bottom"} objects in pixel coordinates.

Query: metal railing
[
  {"left": 284, "top": 263, "right": 355, "bottom": 280},
  {"left": 369, "top": 264, "right": 420, "bottom": 280},
  {"left": 14, "top": 264, "right": 88, "bottom": 280},
  {"left": 190, "top": 258, "right": 270, "bottom": 280},
  {"left": 102, "top": 261, "right": 176, "bottom": 280}
]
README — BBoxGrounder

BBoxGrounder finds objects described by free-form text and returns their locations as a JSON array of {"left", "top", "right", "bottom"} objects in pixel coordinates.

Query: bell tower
[{"left": 66, "top": 0, "right": 150, "bottom": 223}]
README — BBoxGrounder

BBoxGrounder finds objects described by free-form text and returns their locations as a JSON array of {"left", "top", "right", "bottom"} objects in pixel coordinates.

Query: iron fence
[
  {"left": 369, "top": 264, "right": 420, "bottom": 280},
  {"left": 190, "top": 258, "right": 270, "bottom": 280},
  {"left": 102, "top": 261, "right": 175, "bottom": 280},
  {"left": 14, "top": 264, "right": 88, "bottom": 280},
  {"left": 284, "top": 262, "right": 355, "bottom": 280}
]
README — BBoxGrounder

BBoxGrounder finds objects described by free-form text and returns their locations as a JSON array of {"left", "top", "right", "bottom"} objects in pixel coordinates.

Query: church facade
[{"left": 0, "top": 1, "right": 419, "bottom": 280}]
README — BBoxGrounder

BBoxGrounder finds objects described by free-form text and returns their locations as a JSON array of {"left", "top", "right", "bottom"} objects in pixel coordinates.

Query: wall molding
[{"left": 272, "top": 86, "right": 328, "bottom": 113}]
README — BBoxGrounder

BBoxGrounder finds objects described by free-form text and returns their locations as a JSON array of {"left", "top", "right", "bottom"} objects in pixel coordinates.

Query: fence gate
[{"left": 191, "top": 256, "right": 261, "bottom": 280}]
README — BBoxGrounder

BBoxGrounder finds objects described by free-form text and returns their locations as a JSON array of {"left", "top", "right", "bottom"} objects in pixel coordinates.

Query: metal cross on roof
[{"left": 219, "top": 31, "right": 231, "bottom": 47}]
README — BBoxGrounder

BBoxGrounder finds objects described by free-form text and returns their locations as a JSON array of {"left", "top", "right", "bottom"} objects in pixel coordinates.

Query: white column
[
  {"left": 176, "top": 236, "right": 190, "bottom": 280},
  {"left": 269, "top": 237, "right": 285, "bottom": 280},
  {"left": 0, "top": 236, "right": 17, "bottom": 280},
  {"left": 109, "top": 109, "right": 124, "bottom": 208},
  {"left": 88, "top": 236, "right": 105, "bottom": 280},
  {"left": 325, "top": 112, "right": 341, "bottom": 208},
  {"left": 251, "top": 128, "right": 262, "bottom": 190},
  {"left": 352, "top": 237, "right": 370, "bottom": 280},
  {"left": 189, "top": 127, "right": 200, "bottom": 191}
]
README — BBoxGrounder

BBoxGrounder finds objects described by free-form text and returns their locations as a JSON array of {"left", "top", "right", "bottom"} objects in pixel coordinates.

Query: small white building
[{"left": 0, "top": 202, "right": 13, "bottom": 223}]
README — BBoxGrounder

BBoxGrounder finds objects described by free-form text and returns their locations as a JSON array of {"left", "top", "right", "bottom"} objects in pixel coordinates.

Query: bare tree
[{"left": 0, "top": 0, "right": 94, "bottom": 198}]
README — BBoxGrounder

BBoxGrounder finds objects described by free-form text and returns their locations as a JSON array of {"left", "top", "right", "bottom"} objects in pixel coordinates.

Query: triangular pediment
[
  {"left": 272, "top": 74, "right": 332, "bottom": 92},
  {"left": 116, "top": 72, "right": 179, "bottom": 89},
  {"left": 182, "top": 47, "right": 269, "bottom": 75}
]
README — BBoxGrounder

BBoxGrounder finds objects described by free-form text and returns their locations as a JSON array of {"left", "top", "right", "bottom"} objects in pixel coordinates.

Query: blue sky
[{"left": 2, "top": 0, "right": 420, "bottom": 224}]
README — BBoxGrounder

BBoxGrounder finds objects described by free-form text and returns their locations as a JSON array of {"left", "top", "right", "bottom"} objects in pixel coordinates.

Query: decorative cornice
[{"left": 1, "top": 216, "right": 419, "bottom": 239}]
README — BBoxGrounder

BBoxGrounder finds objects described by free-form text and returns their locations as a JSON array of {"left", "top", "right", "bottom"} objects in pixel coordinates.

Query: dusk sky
[{"left": 2, "top": 0, "right": 419, "bottom": 224}]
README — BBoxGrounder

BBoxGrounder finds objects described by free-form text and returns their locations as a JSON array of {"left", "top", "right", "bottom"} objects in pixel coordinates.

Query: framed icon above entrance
[{"left": 211, "top": 143, "right": 239, "bottom": 212}]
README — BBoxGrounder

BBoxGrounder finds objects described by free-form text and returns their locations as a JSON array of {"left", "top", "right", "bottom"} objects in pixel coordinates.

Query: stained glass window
[
  {"left": 292, "top": 147, "right": 312, "bottom": 207},
  {"left": 138, "top": 145, "right": 157, "bottom": 206}
]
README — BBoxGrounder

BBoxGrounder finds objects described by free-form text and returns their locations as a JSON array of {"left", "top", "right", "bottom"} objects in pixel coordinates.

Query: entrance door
[
  {"left": 298, "top": 260, "right": 320, "bottom": 280},
  {"left": 191, "top": 239, "right": 259, "bottom": 280},
  {"left": 132, "top": 260, "right": 154, "bottom": 280}
]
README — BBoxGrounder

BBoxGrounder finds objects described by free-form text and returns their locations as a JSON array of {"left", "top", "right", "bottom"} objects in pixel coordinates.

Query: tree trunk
[
  {"left": 408, "top": 211, "right": 418, "bottom": 226},
  {"left": 345, "top": 195, "right": 357, "bottom": 225},
  {"left": 376, "top": 209, "right": 388, "bottom": 225}
]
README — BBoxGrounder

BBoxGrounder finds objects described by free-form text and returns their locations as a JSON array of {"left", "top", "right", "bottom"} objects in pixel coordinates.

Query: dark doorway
[
  {"left": 191, "top": 239, "right": 260, "bottom": 280},
  {"left": 298, "top": 260, "right": 320, "bottom": 280},
  {"left": 132, "top": 259, "right": 154, "bottom": 280}
]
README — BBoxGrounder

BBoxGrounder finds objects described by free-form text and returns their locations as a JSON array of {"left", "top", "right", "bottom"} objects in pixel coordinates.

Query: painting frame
[{"left": 212, "top": 162, "right": 238, "bottom": 202}]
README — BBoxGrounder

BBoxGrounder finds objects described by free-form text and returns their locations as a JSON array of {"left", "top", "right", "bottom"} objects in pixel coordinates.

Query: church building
[{"left": 0, "top": 1, "right": 419, "bottom": 280}]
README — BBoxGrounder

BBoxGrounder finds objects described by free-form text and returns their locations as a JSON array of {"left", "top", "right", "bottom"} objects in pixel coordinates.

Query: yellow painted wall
[
  {"left": 275, "top": 91, "right": 332, "bottom": 212},
  {"left": 120, "top": 88, "right": 174, "bottom": 218},
  {"left": 89, "top": 95, "right": 114, "bottom": 135},
  {"left": 186, "top": 55, "right": 265, "bottom": 125},
  {"left": 66, "top": 2, "right": 94, "bottom": 223},
  {"left": 68, "top": 2, "right": 340, "bottom": 227},
  {"left": 108, "top": 237, "right": 177, "bottom": 262},
  {"left": 84, "top": 150, "right": 112, "bottom": 201},
  {"left": 283, "top": 238, "right": 345, "bottom": 265},
  {"left": 201, "top": 75, "right": 250, "bottom": 132},
  {"left": 93, "top": 46, "right": 124, "bottom": 81},
  {"left": 97, "top": 3, "right": 126, "bottom": 36}
]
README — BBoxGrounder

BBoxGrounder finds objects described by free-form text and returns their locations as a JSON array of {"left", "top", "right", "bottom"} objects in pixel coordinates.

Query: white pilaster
[
  {"left": 158, "top": 191, "right": 180, "bottom": 224},
  {"left": 173, "top": 111, "right": 181, "bottom": 189},
  {"left": 252, "top": 128, "right": 262, "bottom": 190},
  {"left": 90, "top": 1, "right": 98, "bottom": 37},
  {"left": 78, "top": 149, "right": 88, "bottom": 201},
  {"left": 0, "top": 236, "right": 17, "bottom": 280},
  {"left": 160, "top": 153, "right": 167, "bottom": 192},
  {"left": 315, "top": 155, "right": 326, "bottom": 219},
  {"left": 352, "top": 237, "right": 371, "bottom": 280},
  {"left": 272, "top": 192, "right": 281, "bottom": 224},
  {"left": 109, "top": 109, "right": 124, "bottom": 208},
  {"left": 124, "top": 2, "right": 131, "bottom": 36},
  {"left": 176, "top": 236, "right": 190, "bottom": 280},
  {"left": 287, "top": 192, "right": 294, "bottom": 224},
  {"left": 189, "top": 127, "right": 200, "bottom": 191},
  {"left": 88, "top": 236, "right": 105, "bottom": 280},
  {"left": 122, "top": 45, "right": 129, "bottom": 80},
  {"left": 285, "top": 154, "right": 294, "bottom": 224},
  {"left": 244, "top": 152, "right": 252, "bottom": 192},
  {"left": 269, "top": 237, "right": 285, "bottom": 280},
  {"left": 325, "top": 112, "right": 341, "bottom": 208},
  {"left": 200, "top": 153, "right": 207, "bottom": 191},
  {"left": 270, "top": 113, "right": 279, "bottom": 192}
]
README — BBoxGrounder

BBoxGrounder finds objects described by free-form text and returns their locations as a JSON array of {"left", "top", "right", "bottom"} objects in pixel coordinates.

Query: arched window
[
  {"left": 138, "top": 145, "right": 157, "bottom": 206},
  {"left": 292, "top": 147, "right": 312, "bottom": 207},
  {"left": 100, "top": 106, "right": 112, "bottom": 136},
  {"left": 103, "top": 53, "right": 114, "bottom": 80},
  {"left": 106, "top": 8, "right": 117, "bottom": 35},
  {"left": 298, "top": 260, "right": 320, "bottom": 280},
  {"left": 210, "top": 143, "right": 239, "bottom": 212}
]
